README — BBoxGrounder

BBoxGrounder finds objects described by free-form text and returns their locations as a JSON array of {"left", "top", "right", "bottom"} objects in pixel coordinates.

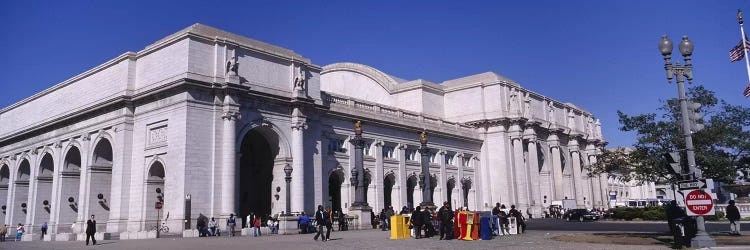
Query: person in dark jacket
[
  {"left": 399, "top": 206, "right": 410, "bottom": 215},
  {"left": 86, "top": 214, "right": 97, "bottom": 245},
  {"left": 313, "top": 205, "right": 327, "bottom": 241},
  {"left": 491, "top": 203, "right": 502, "bottom": 235},
  {"left": 438, "top": 201, "right": 453, "bottom": 240},
  {"left": 324, "top": 207, "right": 333, "bottom": 240},
  {"left": 509, "top": 205, "right": 526, "bottom": 233},
  {"left": 411, "top": 206, "right": 424, "bottom": 239},
  {"left": 665, "top": 200, "right": 688, "bottom": 248},
  {"left": 726, "top": 200, "right": 741, "bottom": 235}
]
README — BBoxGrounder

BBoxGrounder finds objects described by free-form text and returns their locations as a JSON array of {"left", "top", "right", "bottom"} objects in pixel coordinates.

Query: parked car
[{"left": 563, "top": 209, "right": 599, "bottom": 222}]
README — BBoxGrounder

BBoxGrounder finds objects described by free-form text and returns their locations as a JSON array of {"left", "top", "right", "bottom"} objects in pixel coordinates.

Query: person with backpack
[{"left": 438, "top": 201, "right": 454, "bottom": 240}]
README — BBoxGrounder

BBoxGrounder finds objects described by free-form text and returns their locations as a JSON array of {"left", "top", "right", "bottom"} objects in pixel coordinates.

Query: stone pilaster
[{"left": 374, "top": 140, "right": 384, "bottom": 212}]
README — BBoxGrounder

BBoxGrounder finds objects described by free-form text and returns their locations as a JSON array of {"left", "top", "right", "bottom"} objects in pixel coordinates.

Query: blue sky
[{"left": 0, "top": 0, "right": 747, "bottom": 147}]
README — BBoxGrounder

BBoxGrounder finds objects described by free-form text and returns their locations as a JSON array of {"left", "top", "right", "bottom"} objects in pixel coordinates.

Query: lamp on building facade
[{"left": 284, "top": 163, "right": 293, "bottom": 215}]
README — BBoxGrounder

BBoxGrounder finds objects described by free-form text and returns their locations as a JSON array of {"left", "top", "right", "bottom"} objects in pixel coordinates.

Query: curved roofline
[{"left": 321, "top": 62, "right": 400, "bottom": 94}]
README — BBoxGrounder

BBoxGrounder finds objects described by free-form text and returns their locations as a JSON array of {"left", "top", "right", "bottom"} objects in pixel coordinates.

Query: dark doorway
[
  {"left": 328, "top": 170, "right": 344, "bottom": 213},
  {"left": 383, "top": 173, "right": 395, "bottom": 208},
  {"left": 446, "top": 178, "right": 455, "bottom": 207},
  {"left": 239, "top": 129, "right": 276, "bottom": 227}
]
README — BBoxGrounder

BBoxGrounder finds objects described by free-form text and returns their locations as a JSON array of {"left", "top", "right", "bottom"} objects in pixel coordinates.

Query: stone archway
[
  {"left": 238, "top": 128, "right": 279, "bottom": 226},
  {"left": 13, "top": 159, "right": 31, "bottom": 225},
  {"left": 59, "top": 146, "right": 81, "bottom": 233},
  {"left": 0, "top": 164, "right": 9, "bottom": 224},
  {"left": 33, "top": 153, "right": 54, "bottom": 230},
  {"left": 145, "top": 161, "right": 165, "bottom": 229},
  {"left": 383, "top": 172, "right": 395, "bottom": 209},
  {"left": 328, "top": 168, "right": 344, "bottom": 213},
  {"left": 90, "top": 138, "right": 113, "bottom": 232}
]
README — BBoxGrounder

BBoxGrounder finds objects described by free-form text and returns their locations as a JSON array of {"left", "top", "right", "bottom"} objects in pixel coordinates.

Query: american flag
[
  {"left": 744, "top": 83, "right": 750, "bottom": 97},
  {"left": 730, "top": 39, "right": 750, "bottom": 62}
]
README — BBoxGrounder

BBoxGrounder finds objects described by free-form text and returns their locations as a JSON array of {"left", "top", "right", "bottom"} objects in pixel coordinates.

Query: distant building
[{"left": 1, "top": 24, "right": 613, "bottom": 240}]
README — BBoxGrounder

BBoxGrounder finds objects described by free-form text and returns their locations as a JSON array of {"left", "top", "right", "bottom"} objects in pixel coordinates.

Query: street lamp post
[
  {"left": 418, "top": 130, "right": 435, "bottom": 209},
  {"left": 284, "top": 164, "right": 293, "bottom": 215},
  {"left": 658, "top": 35, "right": 715, "bottom": 248}
]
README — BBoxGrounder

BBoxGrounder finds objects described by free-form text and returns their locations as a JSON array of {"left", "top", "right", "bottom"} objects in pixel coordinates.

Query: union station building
[{"left": 0, "top": 24, "right": 612, "bottom": 240}]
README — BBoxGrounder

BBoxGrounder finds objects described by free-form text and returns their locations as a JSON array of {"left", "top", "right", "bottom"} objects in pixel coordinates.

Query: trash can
[
  {"left": 480, "top": 216, "right": 492, "bottom": 240},
  {"left": 390, "top": 215, "right": 411, "bottom": 239}
]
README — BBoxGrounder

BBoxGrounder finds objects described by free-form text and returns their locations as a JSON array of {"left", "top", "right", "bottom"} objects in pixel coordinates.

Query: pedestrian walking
[
  {"left": 86, "top": 215, "right": 97, "bottom": 245},
  {"left": 379, "top": 209, "right": 388, "bottom": 231},
  {"left": 227, "top": 213, "right": 236, "bottom": 237},
  {"left": 313, "top": 205, "right": 327, "bottom": 241},
  {"left": 438, "top": 201, "right": 453, "bottom": 240},
  {"left": 324, "top": 207, "right": 333, "bottom": 241},
  {"left": 40, "top": 222, "right": 48, "bottom": 240},
  {"left": 726, "top": 200, "right": 741, "bottom": 235},
  {"left": 509, "top": 205, "right": 526, "bottom": 233}
]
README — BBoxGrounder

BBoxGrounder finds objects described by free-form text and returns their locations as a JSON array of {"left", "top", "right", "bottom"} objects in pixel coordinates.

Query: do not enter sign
[{"left": 685, "top": 190, "right": 715, "bottom": 216}]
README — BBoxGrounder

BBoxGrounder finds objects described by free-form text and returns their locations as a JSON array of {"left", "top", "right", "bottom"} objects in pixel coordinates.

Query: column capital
[
  {"left": 396, "top": 143, "right": 407, "bottom": 150},
  {"left": 221, "top": 110, "right": 241, "bottom": 121},
  {"left": 291, "top": 120, "right": 307, "bottom": 131},
  {"left": 373, "top": 139, "right": 385, "bottom": 147}
]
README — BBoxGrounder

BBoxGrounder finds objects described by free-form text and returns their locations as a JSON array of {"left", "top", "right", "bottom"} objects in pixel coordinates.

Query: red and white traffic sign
[{"left": 685, "top": 189, "right": 715, "bottom": 216}]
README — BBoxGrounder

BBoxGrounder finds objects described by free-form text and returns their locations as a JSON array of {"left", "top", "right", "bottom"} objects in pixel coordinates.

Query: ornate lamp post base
[{"left": 348, "top": 205, "right": 373, "bottom": 230}]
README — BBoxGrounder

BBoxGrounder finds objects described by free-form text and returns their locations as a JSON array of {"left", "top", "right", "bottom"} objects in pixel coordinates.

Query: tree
[{"left": 591, "top": 85, "right": 750, "bottom": 184}]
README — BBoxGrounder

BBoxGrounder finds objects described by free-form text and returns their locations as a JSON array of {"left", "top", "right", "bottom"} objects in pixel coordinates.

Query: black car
[{"left": 562, "top": 209, "right": 599, "bottom": 222}]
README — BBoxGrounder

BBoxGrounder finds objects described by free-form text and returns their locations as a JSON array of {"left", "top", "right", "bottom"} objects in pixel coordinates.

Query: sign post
[
  {"left": 155, "top": 201, "right": 162, "bottom": 238},
  {"left": 685, "top": 190, "right": 715, "bottom": 216}
]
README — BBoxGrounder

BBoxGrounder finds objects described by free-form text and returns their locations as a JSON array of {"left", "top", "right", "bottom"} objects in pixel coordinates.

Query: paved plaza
[{"left": 0, "top": 229, "right": 688, "bottom": 250}]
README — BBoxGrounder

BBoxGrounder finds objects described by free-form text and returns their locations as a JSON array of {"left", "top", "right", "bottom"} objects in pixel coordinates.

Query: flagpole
[{"left": 738, "top": 9, "right": 750, "bottom": 84}]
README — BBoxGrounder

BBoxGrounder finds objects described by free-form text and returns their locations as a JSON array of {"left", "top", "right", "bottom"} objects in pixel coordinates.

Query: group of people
[
  {"left": 491, "top": 203, "right": 526, "bottom": 235},
  {"left": 0, "top": 215, "right": 96, "bottom": 245},
  {"left": 312, "top": 205, "right": 334, "bottom": 241},
  {"left": 375, "top": 206, "right": 396, "bottom": 231}
]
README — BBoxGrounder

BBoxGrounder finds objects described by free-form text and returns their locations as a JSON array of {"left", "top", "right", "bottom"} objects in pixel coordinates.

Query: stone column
[
  {"left": 569, "top": 139, "right": 584, "bottom": 208},
  {"left": 510, "top": 122, "right": 528, "bottom": 210},
  {"left": 438, "top": 150, "right": 447, "bottom": 204},
  {"left": 397, "top": 144, "right": 407, "bottom": 209},
  {"left": 455, "top": 153, "right": 465, "bottom": 209},
  {"left": 524, "top": 132, "right": 541, "bottom": 217},
  {"left": 220, "top": 96, "right": 240, "bottom": 221},
  {"left": 548, "top": 134, "right": 564, "bottom": 201},
  {"left": 290, "top": 109, "right": 306, "bottom": 213},
  {"left": 374, "top": 140, "right": 384, "bottom": 212}
]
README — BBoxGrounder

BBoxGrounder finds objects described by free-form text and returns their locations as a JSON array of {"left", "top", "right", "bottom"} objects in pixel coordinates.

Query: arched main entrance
[
  {"left": 90, "top": 138, "right": 113, "bottom": 232},
  {"left": 238, "top": 129, "right": 278, "bottom": 227},
  {"left": 32, "top": 153, "right": 54, "bottom": 228},
  {"left": 0, "top": 164, "right": 9, "bottom": 224},
  {"left": 328, "top": 169, "right": 344, "bottom": 213},
  {"left": 59, "top": 146, "right": 81, "bottom": 233},
  {"left": 13, "top": 159, "right": 31, "bottom": 225}
]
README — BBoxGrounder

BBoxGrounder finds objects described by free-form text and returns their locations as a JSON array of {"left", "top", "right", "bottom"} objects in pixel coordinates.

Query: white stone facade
[{"left": 0, "top": 24, "right": 613, "bottom": 240}]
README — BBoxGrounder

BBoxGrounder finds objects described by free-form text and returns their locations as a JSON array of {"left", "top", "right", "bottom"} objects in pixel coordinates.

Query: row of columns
[{"left": 482, "top": 120, "right": 608, "bottom": 217}]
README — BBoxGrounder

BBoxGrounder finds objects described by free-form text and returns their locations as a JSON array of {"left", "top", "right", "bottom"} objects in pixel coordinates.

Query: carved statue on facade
[
  {"left": 594, "top": 119, "right": 602, "bottom": 138},
  {"left": 226, "top": 56, "right": 239, "bottom": 76},
  {"left": 586, "top": 117, "right": 594, "bottom": 136},
  {"left": 294, "top": 65, "right": 306, "bottom": 89},
  {"left": 567, "top": 109, "right": 575, "bottom": 129},
  {"left": 508, "top": 88, "right": 519, "bottom": 115},
  {"left": 547, "top": 100, "right": 555, "bottom": 121},
  {"left": 523, "top": 92, "right": 531, "bottom": 118}
]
